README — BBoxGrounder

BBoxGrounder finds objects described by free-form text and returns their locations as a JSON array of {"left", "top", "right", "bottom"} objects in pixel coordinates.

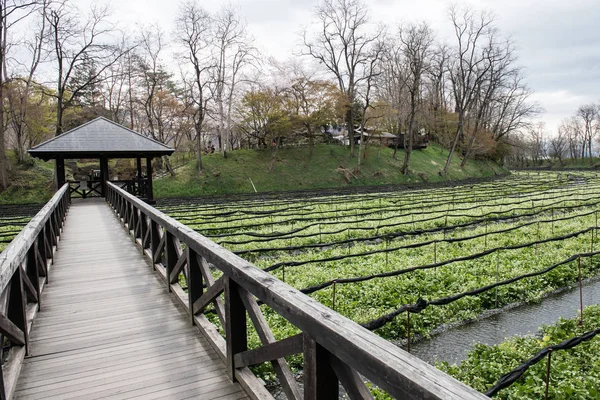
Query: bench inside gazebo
[{"left": 28, "top": 117, "right": 174, "bottom": 202}]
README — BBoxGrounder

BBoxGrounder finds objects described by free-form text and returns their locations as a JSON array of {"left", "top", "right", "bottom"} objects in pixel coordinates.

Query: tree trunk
[
  {"left": 442, "top": 114, "right": 463, "bottom": 175},
  {"left": 0, "top": 121, "right": 7, "bottom": 190},
  {"left": 56, "top": 96, "right": 64, "bottom": 136},
  {"left": 0, "top": 64, "right": 6, "bottom": 189},
  {"left": 401, "top": 101, "right": 416, "bottom": 175},
  {"left": 163, "top": 155, "right": 176, "bottom": 177},
  {"left": 392, "top": 118, "right": 402, "bottom": 159},
  {"left": 196, "top": 125, "right": 203, "bottom": 173},
  {"left": 346, "top": 107, "right": 355, "bottom": 157},
  {"left": 461, "top": 120, "right": 480, "bottom": 168},
  {"left": 357, "top": 124, "right": 366, "bottom": 172}
]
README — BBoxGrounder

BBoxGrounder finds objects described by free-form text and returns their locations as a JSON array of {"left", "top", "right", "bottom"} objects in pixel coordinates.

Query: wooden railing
[
  {"left": 106, "top": 181, "right": 488, "bottom": 400},
  {"left": 69, "top": 179, "right": 149, "bottom": 200},
  {"left": 68, "top": 180, "right": 103, "bottom": 198},
  {"left": 0, "top": 184, "right": 70, "bottom": 399},
  {"left": 111, "top": 179, "right": 149, "bottom": 199}
]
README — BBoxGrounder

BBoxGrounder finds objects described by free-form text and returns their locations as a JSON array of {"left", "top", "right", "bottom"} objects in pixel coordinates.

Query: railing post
[
  {"left": 26, "top": 244, "right": 40, "bottom": 309},
  {"left": 164, "top": 232, "right": 178, "bottom": 292},
  {"left": 187, "top": 249, "right": 203, "bottom": 324},
  {"left": 127, "top": 202, "right": 134, "bottom": 232},
  {"left": 150, "top": 220, "right": 161, "bottom": 269},
  {"left": 225, "top": 277, "right": 247, "bottom": 382},
  {"left": 36, "top": 234, "right": 47, "bottom": 279},
  {"left": 303, "top": 334, "right": 339, "bottom": 400},
  {"left": 132, "top": 207, "right": 140, "bottom": 240},
  {"left": 8, "top": 267, "right": 28, "bottom": 355},
  {"left": 43, "top": 223, "right": 53, "bottom": 265},
  {"left": 140, "top": 212, "right": 149, "bottom": 251}
]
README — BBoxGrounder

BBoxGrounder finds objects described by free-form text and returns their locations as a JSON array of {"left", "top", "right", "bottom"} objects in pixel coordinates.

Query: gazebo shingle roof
[{"left": 28, "top": 117, "right": 174, "bottom": 160}]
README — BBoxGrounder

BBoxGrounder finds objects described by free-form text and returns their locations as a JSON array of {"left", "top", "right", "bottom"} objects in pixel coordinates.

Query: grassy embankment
[
  {"left": 0, "top": 152, "right": 55, "bottom": 205},
  {"left": 0, "top": 143, "right": 507, "bottom": 204},
  {"left": 154, "top": 143, "right": 507, "bottom": 198}
]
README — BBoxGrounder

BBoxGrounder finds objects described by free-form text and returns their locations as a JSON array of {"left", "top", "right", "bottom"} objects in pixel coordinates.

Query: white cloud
[{"left": 100, "top": 0, "right": 600, "bottom": 134}]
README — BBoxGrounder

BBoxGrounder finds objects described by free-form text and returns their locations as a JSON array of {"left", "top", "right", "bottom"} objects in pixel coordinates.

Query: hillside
[
  {"left": 154, "top": 143, "right": 507, "bottom": 198},
  {"left": 0, "top": 152, "right": 55, "bottom": 205},
  {"left": 0, "top": 144, "right": 507, "bottom": 204}
]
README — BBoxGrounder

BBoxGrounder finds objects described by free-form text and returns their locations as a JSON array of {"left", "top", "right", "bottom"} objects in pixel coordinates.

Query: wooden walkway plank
[{"left": 14, "top": 199, "right": 249, "bottom": 400}]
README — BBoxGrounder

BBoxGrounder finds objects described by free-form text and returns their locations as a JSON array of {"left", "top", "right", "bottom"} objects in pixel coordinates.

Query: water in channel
[{"left": 409, "top": 277, "right": 600, "bottom": 365}]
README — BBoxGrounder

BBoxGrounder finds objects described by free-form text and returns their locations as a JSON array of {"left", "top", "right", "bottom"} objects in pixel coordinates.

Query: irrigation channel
[
  {"left": 409, "top": 275, "right": 600, "bottom": 365},
  {"left": 155, "top": 170, "right": 600, "bottom": 396}
]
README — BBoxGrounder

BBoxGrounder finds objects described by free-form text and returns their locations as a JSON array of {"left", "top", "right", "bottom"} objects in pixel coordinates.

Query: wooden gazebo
[{"left": 28, "top": 117, "right": 174, "bottom": 202}]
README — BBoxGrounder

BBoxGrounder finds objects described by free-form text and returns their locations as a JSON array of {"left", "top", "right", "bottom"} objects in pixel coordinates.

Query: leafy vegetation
[
  {"left": 157, "top": 171, "right": 600, "bottom": 392},
  {"left": 439, "top": 305, "right": 600, "bottom": 399}
]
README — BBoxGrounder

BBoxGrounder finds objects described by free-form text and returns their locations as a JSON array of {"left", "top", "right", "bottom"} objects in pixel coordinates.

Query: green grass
[
  {"left": 0, "top": 144, "right": 506, "bottom": 204},
  {"left": 0, "top": 152, "right": 55, "bottom": 205},
  {"left": 154, "top": 143, "right": 506, "bottom": 198}
]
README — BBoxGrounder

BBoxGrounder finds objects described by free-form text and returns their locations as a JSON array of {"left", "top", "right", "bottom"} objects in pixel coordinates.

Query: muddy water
[{"left": 409, "top": 278, "right": 600, "bottom": 365}]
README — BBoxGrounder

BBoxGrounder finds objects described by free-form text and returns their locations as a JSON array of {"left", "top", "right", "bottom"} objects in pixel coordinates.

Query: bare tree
[
  {"left": 0, "top": 0, "right": 40, "bottom": 189},
  {"left": 46, "top": 1, "right": 127, "bottom": 135},
  {"left": 549, "top": 124, "right": 567, "bottom": 162},
  {"left": 303, "top": 0, "right": 382, "bottom": 157},
  {"left": 6, "top": 0, "right": 48, "bottom": 163},
  {"left": 356, "top": 41, "right": 383, "bottom": 171},
  {"left": 576, "top": 103, "right": 599, "bottom": 164},
  {"left": 210, "top": 5, "right": 256, "bottom": 157},
  {"left": 442, "top": 5, "right": 496, "bottom": 175},
  {"left": 176, "top": 1, "right": 211, "bottom": 172},
  {"left": 398, "top": 22, "right": 433, "bottom": 174},
  {"left": 379, "top": 36, "right": 408, "bottom": 159},
  {"left": 527, "top": 121, "right": 546, "bottom": 164},
  {"left": 424, "top": 44, "right": 449, "bottom": 137},
  {"left": 488, "top": 73, "right": 541, "bottom": 141},
  {"left": 460, "top": 34, "right": 515, "bottom": 167}
]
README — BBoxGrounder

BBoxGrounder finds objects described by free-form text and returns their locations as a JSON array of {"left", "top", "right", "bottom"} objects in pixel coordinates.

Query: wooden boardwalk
[{"left": 14, "top": 199, "right": 249, "bottom": 400}]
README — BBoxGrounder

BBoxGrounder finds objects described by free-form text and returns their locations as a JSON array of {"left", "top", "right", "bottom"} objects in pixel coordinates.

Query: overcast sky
[{"left": 108, "top": 0, "right": 600, "bottom": 135}]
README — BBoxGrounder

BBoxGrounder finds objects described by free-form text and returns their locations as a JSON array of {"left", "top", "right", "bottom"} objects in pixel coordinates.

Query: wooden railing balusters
[
  {"left": 150, "top": 220, "right": 161, "bottom": 269},
  {"left": 105, "top": 182, "right": 490, "bottom": 400},
  {"left": 140, "top": 213, "right": 150, "bottom": 251},
  {"left": 25, "top": 245, "right": 40, "bottom": 308},
  {"left": 7, "top": 268, "right": 28, "bottom": 353},
  {"left": 167, "top": 236, "right": 186, "bottom": 286},
  {"left": 198, "top": 257, "right": 226, "bottom": 326},
  {"left": 303, "top": 334, "right": 339, "bottom": 400},
  {"left": 0, "top": 184, "right": 69, "bottom": 399},
  {"left": 187, "top": 250, "right": 203, "bottom": 325},
  {"left": 239, "top": 289, "right": 302, "bottom": 400},
  {"left": 224, "top": 277, "right": 247, "bottom": 382},
  {"left": 132, "top": 207, "right": 140, "bottom": 240},
  {"left": 35, "top": 235, "right": 47, "bottom": 279},
  {"left": 164, "top": 232, "right": 178, "bottom": 292}
]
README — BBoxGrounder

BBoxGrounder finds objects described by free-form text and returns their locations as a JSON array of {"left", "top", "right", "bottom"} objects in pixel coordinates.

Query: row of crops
[
  {"left": 158, "top": 171, "right": 600, "bottom": 395},
  {"left": 0, "top": 204, "right": 40, "bottom": 253}
]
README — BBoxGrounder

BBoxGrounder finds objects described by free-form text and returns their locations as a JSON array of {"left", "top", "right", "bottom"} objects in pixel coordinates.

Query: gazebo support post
[
  {"left": 136, "top": 157, "right": 142, "bottom": 179},
  {"left": 146, "top": 156, "right": 154, "bottom": 203},
  {"left": 55, "top": 156, "right": 66, "bottom": 190},
  {"left": 100, "top": 156, "right": 109, "bottom": 197},
  {"left": 136, "top": 157, "right": 143, "bottom": 197}
]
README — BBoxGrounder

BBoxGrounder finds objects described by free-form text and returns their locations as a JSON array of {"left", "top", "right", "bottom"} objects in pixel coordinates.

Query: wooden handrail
[
  {"left": 106, "top": 181, "right": 488, "bottom": 400},
  {"left": 0, "top": 184, "right": 70, "bottom": 399}
]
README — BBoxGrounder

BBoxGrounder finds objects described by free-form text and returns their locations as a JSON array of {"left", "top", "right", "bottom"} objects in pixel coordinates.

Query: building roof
[
  {"left": 363, "top": 132, "right": 397, "bottom": 139},
  {"left": 28, "top": 117, "right": 175, "bottom": 160}
]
